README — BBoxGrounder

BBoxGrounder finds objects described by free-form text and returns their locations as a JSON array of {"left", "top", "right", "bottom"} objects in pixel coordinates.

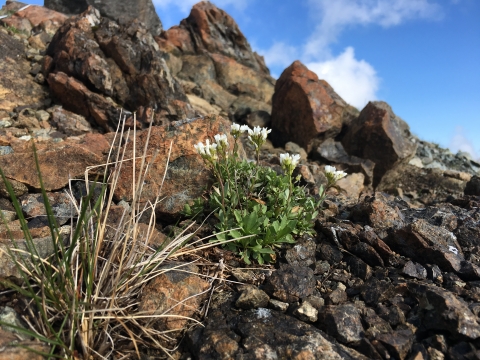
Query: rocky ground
[{"left": 0, "top": 1, "right": 480, "bottom": 359}]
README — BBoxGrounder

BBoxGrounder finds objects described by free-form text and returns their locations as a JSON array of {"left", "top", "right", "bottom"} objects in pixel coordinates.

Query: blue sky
[{"left": 9, "top": 0, "right": 480, "bottom": 160}]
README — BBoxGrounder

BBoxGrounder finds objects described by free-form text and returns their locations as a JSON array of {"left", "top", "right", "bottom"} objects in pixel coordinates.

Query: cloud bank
[
  {"left": 261, "top": 0, "right": 443, "bottom": 108},
  {"left": 449, "top": 126, "right": 480, "bottom": 161}
]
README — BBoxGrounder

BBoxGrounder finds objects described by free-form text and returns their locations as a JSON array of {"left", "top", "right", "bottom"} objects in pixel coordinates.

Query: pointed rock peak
[{"left": 176, "top": 1, "right": 269, "bottom": 74}]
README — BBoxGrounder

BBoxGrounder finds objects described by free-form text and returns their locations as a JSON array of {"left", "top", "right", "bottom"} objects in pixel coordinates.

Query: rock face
[
  {"left": 271, "top": 61, "right": 358, "bottom": 150},
  {"left": 44, "top": 6, "right": 192, "bottom": 130},
  {"left": 342, "top": 101, "right": 417, "bottom": 186},
  {"left": 44, "top": 0, "right": 163, "bottom": 35},
  {"left": 157, "top": 1, "right": 274, "bottom": 119}
]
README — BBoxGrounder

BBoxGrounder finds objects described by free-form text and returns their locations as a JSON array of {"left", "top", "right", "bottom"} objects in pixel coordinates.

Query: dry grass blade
[{"left": 0, "top": 113, "right": 232, "bottom": 359}]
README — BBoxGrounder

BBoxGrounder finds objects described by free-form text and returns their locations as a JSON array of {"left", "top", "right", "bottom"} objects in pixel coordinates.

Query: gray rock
[
  {"left": 20, "top": 192, "right": 73, "bottom": 227},
  {"left": 402, "top": 260, "right": 427, "bottom": 279},
  {"left": 318, "top": 304, "right": 365, "bottom": 345},
  {"left": 263, "top": 264, "right": 316, "bottom": 303},
  {"left": 44, "top": 0, "right": 163, "bottom": 35},
  {"left": 285, "top": 237, "right": 316, "bottom": 267}
]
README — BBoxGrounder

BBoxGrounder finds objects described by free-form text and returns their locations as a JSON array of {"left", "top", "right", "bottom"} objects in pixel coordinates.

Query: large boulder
[
  {"left": 44, "top": 0, "right": 163, "bottom": 35},
  {"left": 157, "top": 2, "right": 274, "bottom": 118},
  {"left": 271, "top": 61, "right": 358, "bottom": 151},
  {"left": 44, "top": 7, "right": 193, "bottom": 131},
  {"left": 341, "top": 101, "right": 417, "bottom": 186}
]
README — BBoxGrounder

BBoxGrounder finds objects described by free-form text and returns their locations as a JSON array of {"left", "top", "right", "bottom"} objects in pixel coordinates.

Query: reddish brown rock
[
  {"left": 176, "top": 2, "right": 269, "bottom": 74},
  {"left": 157, "top": 2, "right": 274, "bottom": 117},
  {"left": 0, "top": 328, "right": 49, "bottom": 360},
  {"left": 139, "top": 263, "right": 209, "bottom": 331},
  {"left": 341, "top": 101, "right": 417, "bottom": 186},
  {"left": 113, "top": 115, "right": 235, "bottom": 218},
  {"left": 0, "top": 136, "right": 107, "bottom": 191},
  {"left": 1, "top": 5, "right": 67, "bottom": 35},
  {"left": 271, "top": 61, "right": 357, "bottom": 150},
  {"left": 44, "top": 6, "right": 192, "bottom": 130}
]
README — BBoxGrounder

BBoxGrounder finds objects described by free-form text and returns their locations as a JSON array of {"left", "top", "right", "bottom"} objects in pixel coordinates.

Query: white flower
[
  {"left": 214, "top": 133, "right": 228, "bottom": 147},
  {"left": 247, "top": 126, "right": 272, "bottom": 149},
  {"left": 231, "top": 123, "right": 250, "bottom": 138},
  {"left": 194, "top": 139, "right": 218, "bottom": 161},
  {"left": 324, "top": 165, "right": 347, "bottom": 183},
  {"left": 194, "top": 142, "right": 206, "bottom": 155},
  {"left": 280, "top": 153, "right": 301, "bottom": 175}
]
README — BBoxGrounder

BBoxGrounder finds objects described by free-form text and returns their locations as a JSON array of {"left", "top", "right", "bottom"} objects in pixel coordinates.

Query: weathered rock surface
[
  {"left": 271, "top": 60, "right": 358, "bottom": 150},
  {"left": 44, "top": 0, "right": 163, "bottom": 35},
  {"left": 342, "top": 101, "right": 417, "bottom": 186},
  {"left": 44, "top": 6, "right": 192, "bottom": 130},
  {"left": 157, "top": 2, "right": 274, "bottom": 119},
  {"left": 113, "top": 115, "right": 235, "bottom": 218}
]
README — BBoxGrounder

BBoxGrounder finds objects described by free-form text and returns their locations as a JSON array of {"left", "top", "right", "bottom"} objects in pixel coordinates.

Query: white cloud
[
  {"left": 304, "top": 0, "right": 443, "bottom": 58},
  {"left": 449, "top": 126, "right": 479, "bottom": 160},
  {"left": 153, "top": 0, "right": 249, "bottom": 14},
  {"left": 307, "top": 47, "right": 379, "bottom": 109},
  {"left": 261, "top": 42, "right": 299, "bottom": 69}
]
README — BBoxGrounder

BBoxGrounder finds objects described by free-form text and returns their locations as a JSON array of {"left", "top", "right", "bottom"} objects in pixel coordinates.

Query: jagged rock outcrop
[
  {"left": 341, "top": 101, "right": 417, "bottom": 186},
  {"left": 271, "top": 60, "right": 358, "bottom": 151},
  {"left": 44, "top": 0, "right": 163, "bottom": 35},
  {"left": 157, "top": 1, "right": 274, "bottom": 119},
  {"left": 44, "top": 6, "right": 193, "bottom": 131}
]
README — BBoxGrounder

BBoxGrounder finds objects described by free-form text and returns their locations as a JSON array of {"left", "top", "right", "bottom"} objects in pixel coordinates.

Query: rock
[
  {"left": 245, "top": 110, "right": 271, "bottom": 129},
  {"left": 139, "top": 263, "right": 209, "bottom": 331},
  {"left": 0, "top": 226, "right": 70, "bottom": 279},
  {"left": 44, "top": 0, "right": 163, "bottom": 35},
  {"left": 0, "top": 31, "right": 49, "bottom": 120},
  {"left": 49, "top": 106, "right": 93, "bottom": 136},
  {"left": 188, "top": 305, "right": 368, "bottom": 360},
  {"left": 378, "top": 163, "right": 468, "bottom": 204},
  {"left": 293, "top": 301, "right": 318, "bottom": 322},
  {"left": 346, "top": 255, "right": 372, "bottom": 281},
  {"left": 271, "top": 60, "right": 356, "bottom": 150},
  {"left": 263, "top": 264, "right": 316, "bottom": 303},
  {"left": 326, "top": 288, "right": 348, "bottom": 305},
  {"left": 318, "top": 304, "right": 365, "bottom": 345},
  {"left": 351, "top": 193, "right": 404, "bottom": 230},
  {"left": 0, "top": 328, "right": 49, "bottom": 360},
  {"left": 375, "top": 329, "right": 414, "bottom": 360},
  {"left": 285, "top": 237, "right": 316, "bottom": 267},
  {"left": 465, "top": 175, "right": 480, "bottom": 196},
  {"left": 173, "top": 2, "right": 268, "bottom": 74},
  {"left": 268, "top": 299, "right": 289, "bottom": 312},
  {"left": 341, "top": 101, "right": 417, "bottom": 186},
  {"left": 235, "top": 286, "right": 270, "bottom": 310},
  {"left": 0, "top": 135, "right": 108, "bottom": 191},
  {"left": 157, "top": 2, "right": 274, "bottom": 117},
  {"left": 113, "top": 115, "right": 236, "bottom": 219},
  {"left": 408, "top": 281, "right": 480, "bottom": 339},
  {"left": 20, "top": 192, "right": 73, "bottom": 227},
  {"left": 391, "top": 219, "right": 466, "bottom": 274},
  {"left": 361, "top": 277, "right": 395, "bottom": 306},
  {"left": 1, "top": 5, "right": 68, "bottom": 36},
  {"left": 315, "top": 138, "right": 375, "bottom": 184},
  {"left": 44, "top": 6, "right": 192, "bottom": 130},
  {"left": 402, "top": 260, "right": 428, "bottom": 280}
]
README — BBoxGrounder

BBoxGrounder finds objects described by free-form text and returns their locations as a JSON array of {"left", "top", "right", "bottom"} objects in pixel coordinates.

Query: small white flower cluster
[
  {"left": 230, "top": 123, "right": 250, "bottom": 139},
  {"left": 194, "top": 138, "right": 218, "bottom": 162},
  {"left": 247, "top": 126, "right": 272, "bottom": 149},
  {"left": 214, "top": 133, "right": 229, "bottom": 155},
  {"left": 324, "top": 165, "right": 347, "bottom": 183},
  {"left": 280, "top": 153, "right": 301, "bottom": 175}
]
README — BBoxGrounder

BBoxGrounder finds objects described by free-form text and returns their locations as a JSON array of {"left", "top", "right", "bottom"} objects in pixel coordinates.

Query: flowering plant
[{"left": 185, "top": 124, "right": 346, "bottom": 264}]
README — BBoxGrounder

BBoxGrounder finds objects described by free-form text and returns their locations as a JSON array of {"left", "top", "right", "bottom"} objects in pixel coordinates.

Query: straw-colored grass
[{"left": 0, "top": 116, "right": 233, "bottom": 359}]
